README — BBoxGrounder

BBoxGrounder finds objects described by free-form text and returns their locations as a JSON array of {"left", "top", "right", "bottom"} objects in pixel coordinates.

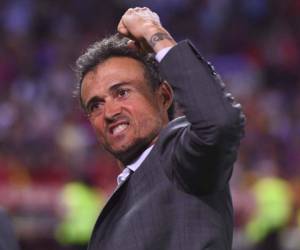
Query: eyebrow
[
  {"left": 85, "top": 96, "right": 103, "bottom": 112},
  {"left": 109, "top": 82, "right": 129, "bottom": 93}
]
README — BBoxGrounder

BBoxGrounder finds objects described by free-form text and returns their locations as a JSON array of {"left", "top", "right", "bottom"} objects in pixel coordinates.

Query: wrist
[{"left": 144, "top": 27, "right": 176, "bottom": 53}]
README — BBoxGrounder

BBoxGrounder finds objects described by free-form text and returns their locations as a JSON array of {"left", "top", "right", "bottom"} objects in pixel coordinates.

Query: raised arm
[
  {"left": 159, "top": 41, "right": 245, "bottom": 194},
  {"left": 118, "top": 7, "right": 245, "bottom": 194}
]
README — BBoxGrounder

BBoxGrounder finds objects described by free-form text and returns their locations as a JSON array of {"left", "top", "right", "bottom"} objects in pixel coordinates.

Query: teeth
[{"left": 112, "top": 124, "right": 128, "bottom": 135}]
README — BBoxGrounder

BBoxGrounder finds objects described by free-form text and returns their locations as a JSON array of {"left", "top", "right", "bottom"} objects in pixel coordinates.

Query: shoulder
[{"left": 156, "top": 116, "right": 189, "bottom": 152}]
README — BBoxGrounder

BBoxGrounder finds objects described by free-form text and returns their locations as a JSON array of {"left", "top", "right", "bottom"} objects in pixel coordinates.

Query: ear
[{"left": 157, "top": 81, "right": 173, "bottom": 111}]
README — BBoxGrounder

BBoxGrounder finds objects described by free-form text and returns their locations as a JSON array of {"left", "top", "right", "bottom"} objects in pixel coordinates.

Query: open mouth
[{"left": 109, "top": 122, "right": 129, "bottom": 136}]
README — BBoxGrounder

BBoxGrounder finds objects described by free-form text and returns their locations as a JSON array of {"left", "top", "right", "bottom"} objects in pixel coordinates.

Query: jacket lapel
[{"left": 92, "top": 178, "right": 130, "bottom": 237}]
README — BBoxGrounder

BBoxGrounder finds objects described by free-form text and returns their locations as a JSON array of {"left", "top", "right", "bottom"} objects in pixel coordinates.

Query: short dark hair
[{"left": 74, "top": 33, "right": 174, "bottom": 120}]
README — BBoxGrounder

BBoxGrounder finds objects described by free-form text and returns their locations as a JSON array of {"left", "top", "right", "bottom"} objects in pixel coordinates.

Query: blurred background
[{"left": 0, "top": 0, "right": 299, "bottom": 250}]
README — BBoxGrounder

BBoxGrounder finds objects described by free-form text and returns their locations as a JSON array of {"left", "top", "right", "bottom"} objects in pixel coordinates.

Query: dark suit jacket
[
  {"left": 0, "top": 209, "right": 20, "bottom": 250},
  {"left": 88, "top": 41, "right": 245, "bottom": 250}
]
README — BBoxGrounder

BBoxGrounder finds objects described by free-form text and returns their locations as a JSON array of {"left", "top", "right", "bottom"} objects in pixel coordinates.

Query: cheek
[
  {"left": 133, "top": 106, "right": 162, "bottom": 133},
  {"left": 90, "top": 118, "right": 105, "bottom": 139}
]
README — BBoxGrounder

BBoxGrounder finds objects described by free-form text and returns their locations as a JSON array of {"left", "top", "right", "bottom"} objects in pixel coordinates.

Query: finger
[
  {"left": 117, "top": 20, "right": 129, "bottom": 36},
  {"left": 126, "top": 40, "right": 139, "bottom": 50},
  {"left": 133, "top": 7, "right": 143, "bottom": 10},
  {"left": 126, "top": 8, "right": 134, "bottom": 14},
  {"left": 117, "top": 8, "right": 135, "bottom": 35},
  {"left": 134, "top": 6, "right": 149, "bottom": 11}
]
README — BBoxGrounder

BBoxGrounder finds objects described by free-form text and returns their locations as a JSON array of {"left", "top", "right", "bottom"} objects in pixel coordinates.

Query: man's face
[{"left": 81, "top": 57, "right": 170, "bottom": 164}]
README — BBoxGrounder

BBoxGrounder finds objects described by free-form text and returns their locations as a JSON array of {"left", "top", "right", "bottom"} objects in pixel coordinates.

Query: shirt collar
[{"left": 126, "top": 145, "right": 154, "bottom": 172}]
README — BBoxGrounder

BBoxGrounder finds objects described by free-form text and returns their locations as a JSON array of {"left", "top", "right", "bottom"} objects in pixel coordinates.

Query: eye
[
  {"left": 86, "top": 101, "right": 103, "bottom": 116},
  {"left": 117, "top": 88, "right": 129, "bottom": 99}
]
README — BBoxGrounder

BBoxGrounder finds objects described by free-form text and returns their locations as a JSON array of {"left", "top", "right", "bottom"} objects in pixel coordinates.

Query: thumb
[{"left": 117, "top": 21, "right": 129, "bottom": 36}]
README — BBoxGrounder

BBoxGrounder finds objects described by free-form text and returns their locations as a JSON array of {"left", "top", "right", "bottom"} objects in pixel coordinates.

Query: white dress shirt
[
  {"left": 116, "top": 145, "right": 154, "bottom": 185},
  {"left": 155, "top": 47, "right": 172, "bottom": 62}
]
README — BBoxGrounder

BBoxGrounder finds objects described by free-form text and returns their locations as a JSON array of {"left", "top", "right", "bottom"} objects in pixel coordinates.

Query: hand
[{"left": 117, "top": 7, "right": 176, "bottom": 53}]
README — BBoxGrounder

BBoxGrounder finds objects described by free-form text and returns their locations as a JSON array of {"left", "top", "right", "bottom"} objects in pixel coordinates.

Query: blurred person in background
[
  {"left": 245, "top": 175, "right": 293, "bottom": 250},
  {"left": 76, "top": 7, "right": 244, "bottom": 250},
  {"left": 0, "top": 208, "right": 20, "bottom": 250},
  {"left": 54, "top": 179, "right": 105, "bottom": 250}
]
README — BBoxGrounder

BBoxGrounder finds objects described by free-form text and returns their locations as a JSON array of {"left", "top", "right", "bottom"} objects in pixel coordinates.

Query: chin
[{"left": 108, "top": 140, "right": 150, "bottom": 165}]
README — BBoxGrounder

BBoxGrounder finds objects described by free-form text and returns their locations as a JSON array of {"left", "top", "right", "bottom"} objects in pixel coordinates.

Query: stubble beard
[{"left": 103, "top": 126, "right": 160, "bottom": 166}]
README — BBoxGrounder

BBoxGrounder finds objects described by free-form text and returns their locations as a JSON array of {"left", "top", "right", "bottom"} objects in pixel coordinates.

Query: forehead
[
  {"left": 86, "top": 56, "right": 146, "bottom": 83},
  {"left": 81, "top": 57, "right": 147, "bottom": 99}
]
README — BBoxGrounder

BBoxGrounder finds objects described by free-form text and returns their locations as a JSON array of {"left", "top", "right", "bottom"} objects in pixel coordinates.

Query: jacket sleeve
[{"left": 159, "top": 40, "right": 245, "bottom": 194}]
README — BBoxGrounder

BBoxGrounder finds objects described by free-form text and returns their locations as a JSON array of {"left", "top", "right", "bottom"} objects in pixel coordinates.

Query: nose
[{"left": 104, "top": 99, "right": 122, "bottom": 122}]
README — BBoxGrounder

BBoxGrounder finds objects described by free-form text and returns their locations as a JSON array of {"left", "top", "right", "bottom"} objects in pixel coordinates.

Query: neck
[{"left": 119, "top": 137, "right": 158, "bottom": 167}]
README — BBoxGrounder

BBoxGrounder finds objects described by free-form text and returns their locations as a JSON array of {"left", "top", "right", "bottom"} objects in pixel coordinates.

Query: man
[
  {"left": 0, "top": 208, "right": 20, "bottom": 250},
  {"left": 76, "top": 7, "right": 244, "bottom": 250}
]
